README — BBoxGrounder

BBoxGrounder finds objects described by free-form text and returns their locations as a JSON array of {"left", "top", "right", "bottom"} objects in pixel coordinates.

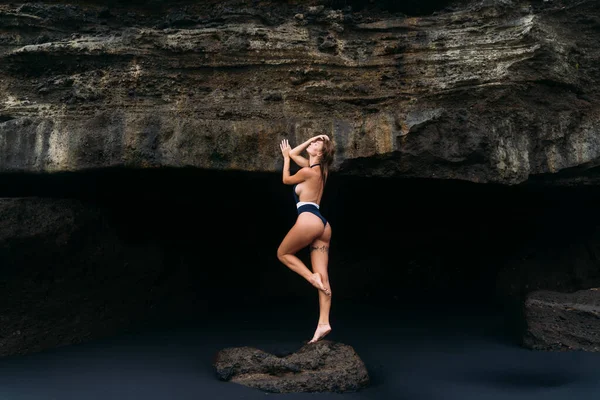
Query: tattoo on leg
[{"left": 309, "top": 245, "right": 329, "bottom": 253}]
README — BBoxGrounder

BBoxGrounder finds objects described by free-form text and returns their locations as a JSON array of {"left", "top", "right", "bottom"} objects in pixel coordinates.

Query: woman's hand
[
  {"left": 279, "top": 139, "right": 291, "bottom": 158},
  {"left": 313, "top": 134, "right": 330, "bottom": 141}
]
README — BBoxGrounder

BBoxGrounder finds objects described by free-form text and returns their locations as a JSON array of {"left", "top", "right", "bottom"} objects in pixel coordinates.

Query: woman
[{"left": 277, "top": 133, "right": 335, "bottom": 344}]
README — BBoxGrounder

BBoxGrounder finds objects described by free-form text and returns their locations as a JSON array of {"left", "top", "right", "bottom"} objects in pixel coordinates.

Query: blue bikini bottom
[{"left": 297, "top": 203, "right": 327, "bottom": 226}]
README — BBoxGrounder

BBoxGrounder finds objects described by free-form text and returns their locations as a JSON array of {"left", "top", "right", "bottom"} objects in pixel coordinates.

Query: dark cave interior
[{"left": 2, "top": 168, "right": 600, "bottom": 310}]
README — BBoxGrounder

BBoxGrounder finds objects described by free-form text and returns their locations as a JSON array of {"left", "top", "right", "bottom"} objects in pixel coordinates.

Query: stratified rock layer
[
  {"left": 213, "top": 340, "right": 370, "bottom": 393},
  {"left": 1, "top": 0, "right": 600, "bottom": 184},
  {"left": 523, "top": 288, "right": 600, "bottom": 351}
]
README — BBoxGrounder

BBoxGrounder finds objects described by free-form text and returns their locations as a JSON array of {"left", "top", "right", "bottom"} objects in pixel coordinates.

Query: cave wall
[
  {"left": 1, "top": 0, "right": 600, "bottom": 184},
  {"left": 0, "top": 194, "right": 197, "bottom": 357}
]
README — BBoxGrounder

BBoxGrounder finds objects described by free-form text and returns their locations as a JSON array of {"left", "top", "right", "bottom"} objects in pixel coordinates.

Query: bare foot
[
  {"left": 309, "top": 273, "right": 331, "bottom": 296},
  {"left": 308, "top": 323, "right": 332, "bottom": 344}
]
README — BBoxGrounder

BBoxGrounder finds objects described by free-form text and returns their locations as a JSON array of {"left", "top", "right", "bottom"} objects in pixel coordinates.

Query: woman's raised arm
[
  {"left": 288, "top": 134, "right": 329, "bottom": 167},
  {"left": 288, "top": 138, "right": 310, "bottom": 167},
  {"left": 280, "top": 139, "right": 312, "bottom": 185}
]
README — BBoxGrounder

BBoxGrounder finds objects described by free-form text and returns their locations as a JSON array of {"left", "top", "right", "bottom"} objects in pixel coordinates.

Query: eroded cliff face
[{"left": 1, "top": 0, "right": 599, "bottom": 184}]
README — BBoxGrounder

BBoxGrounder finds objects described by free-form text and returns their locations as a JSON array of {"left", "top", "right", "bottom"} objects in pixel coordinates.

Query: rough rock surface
[
  {"left": 0, "top": 197, "right": 197, "bottom": 358},
  {"left": 213, "top": 340, "right": 370, "bottom": 393},
  {"left": 523, "top": 288, "right": 600, "bottom": 351},
  {"left": 1, "top": 0, "right": 599, "bottom": 184}
]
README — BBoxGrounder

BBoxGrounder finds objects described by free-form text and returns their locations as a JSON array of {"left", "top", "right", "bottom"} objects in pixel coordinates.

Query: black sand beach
[{"left": 1, "top": 294, "right": 599, "bottom": 400}]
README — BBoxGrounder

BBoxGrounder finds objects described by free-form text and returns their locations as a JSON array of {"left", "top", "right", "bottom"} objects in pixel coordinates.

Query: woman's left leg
[
  {"left": 277, "top": 213, "right": 330, "bottom": 295},
  {"left": 308, "top": 222, "right": 333, "bottom": 344}
]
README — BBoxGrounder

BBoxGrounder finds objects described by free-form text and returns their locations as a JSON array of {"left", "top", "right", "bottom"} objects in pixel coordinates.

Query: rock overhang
[{"left": 0, "top": 0, "right": 598, "bottom": 185}]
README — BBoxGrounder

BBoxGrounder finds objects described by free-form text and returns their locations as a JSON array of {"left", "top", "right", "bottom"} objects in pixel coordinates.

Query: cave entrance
[{"left": 3, "top": 168, "right": 599, "bottom": 310}]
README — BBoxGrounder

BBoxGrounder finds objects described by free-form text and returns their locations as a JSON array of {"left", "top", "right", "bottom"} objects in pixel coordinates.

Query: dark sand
[{"left": 0, "top": 297, "right": 598, "bottom": 400}]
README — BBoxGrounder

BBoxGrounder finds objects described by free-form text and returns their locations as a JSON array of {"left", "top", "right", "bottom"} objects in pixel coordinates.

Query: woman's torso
[{"left": 293, "top": 169, "right": 324, "bottom": 205}]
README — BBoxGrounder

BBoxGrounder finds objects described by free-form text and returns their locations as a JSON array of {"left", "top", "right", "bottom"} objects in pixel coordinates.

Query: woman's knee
[{"left": 277, "top": 247, "right": 290, "bottom": 262}]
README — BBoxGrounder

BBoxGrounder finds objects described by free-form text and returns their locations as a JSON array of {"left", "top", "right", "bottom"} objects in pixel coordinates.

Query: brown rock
[
  {"left": 212, "top": 340, "right": 370, "bottom": 393},
  {"left": 523, "top": 288, "right": 600, "bottom": 351},
  {"left": 1, "top": 1, "right": 600, "bottom": 185}
]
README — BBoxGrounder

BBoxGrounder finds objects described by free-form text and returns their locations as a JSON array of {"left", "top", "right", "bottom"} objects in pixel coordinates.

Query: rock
[
  {"left": 1, "top": 0, "right": 600, "bottom": 185},
  {"left": 523, "top": 289, "right": 600, "bottom": 351},
  {"left": 0, "top": 197, "right": 197, "bottom": 359},
  {"left": 264, "top": 92, "right": 283, "bottom": 101},
  {"left": 307, "top": 6, "right": 325, "bottom": 16},
  {"left": 330, "top": 22, "right": 344, "bottom": 33},
  {"left": 318, "top": 36, "right": 337, "bottom": 51},
  {"left": 213, "top": 340, "right": 370, "bottom": 393}
]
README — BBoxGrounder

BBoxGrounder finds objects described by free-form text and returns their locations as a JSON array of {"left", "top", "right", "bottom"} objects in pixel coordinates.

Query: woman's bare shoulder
[{"left": 303, "top": 167, "right": 321, "bottom": 177}]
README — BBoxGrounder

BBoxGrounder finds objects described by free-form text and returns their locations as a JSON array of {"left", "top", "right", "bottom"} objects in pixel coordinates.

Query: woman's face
[{"left": 307, "top": 138, "right": 324, "bottom": 156}]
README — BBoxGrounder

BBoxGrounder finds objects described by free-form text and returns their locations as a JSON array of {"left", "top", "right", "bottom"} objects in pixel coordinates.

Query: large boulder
[
  {"left": 213, "top": 340, "right": 370, "bottom": 393},
  {"left": 523, "top": 288, "right": 600, "bottom": 351}
]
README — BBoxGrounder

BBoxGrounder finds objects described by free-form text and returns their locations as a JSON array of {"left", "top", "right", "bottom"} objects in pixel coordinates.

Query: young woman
[{"left": 277, "top": 134, "right": 335, "bottom": 344}]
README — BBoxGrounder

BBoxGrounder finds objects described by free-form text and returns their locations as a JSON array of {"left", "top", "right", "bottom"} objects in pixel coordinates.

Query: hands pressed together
[{"left": 279, "top": 139, "right": 291, "bottom": 158}]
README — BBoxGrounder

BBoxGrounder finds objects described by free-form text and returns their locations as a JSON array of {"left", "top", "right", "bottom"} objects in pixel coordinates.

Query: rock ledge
[
  {"left": 524, "top": 288, "right": 600, "bottom": 351},
  {"left": 213, "top": 340, "right": 370, "bottom": 393}
]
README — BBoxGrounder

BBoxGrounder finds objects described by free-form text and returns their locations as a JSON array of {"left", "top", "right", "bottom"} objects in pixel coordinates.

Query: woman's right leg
[
  {"left": 277, "top": 213, "right": 330, "bottom": 295},
  {"left": 308, "top": 222, "right": 333, "bottom": 343}
]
